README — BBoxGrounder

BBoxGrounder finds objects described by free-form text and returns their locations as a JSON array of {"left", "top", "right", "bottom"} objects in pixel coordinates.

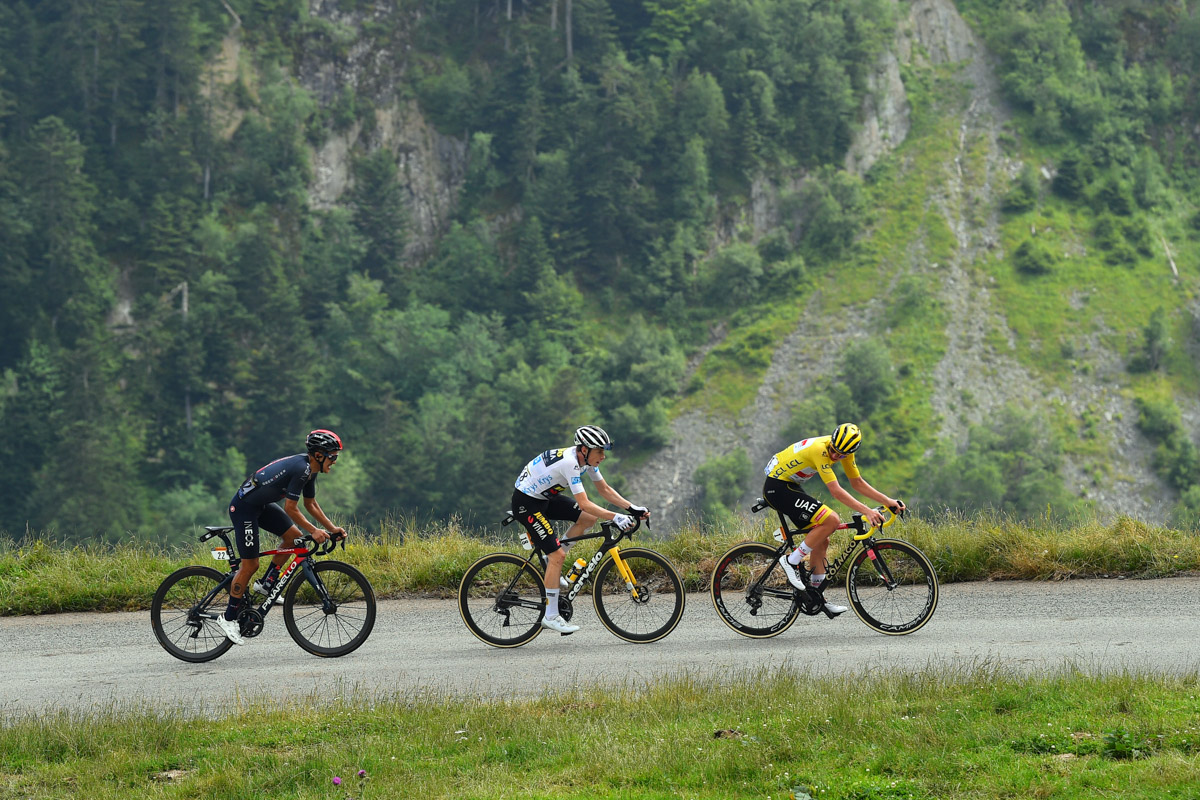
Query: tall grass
[
  {"left": 3, "top": 666, "right": 1200, "bottom": 798},
  {"left": 1, "top": 512, "right": 1197, "bottom": 616}
]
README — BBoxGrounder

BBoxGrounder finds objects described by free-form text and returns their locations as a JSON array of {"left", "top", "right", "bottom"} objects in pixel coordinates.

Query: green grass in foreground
[
  {"left": 3, "top": 667, "right": 1200, "bottom": 799},
  {"left": 1, "top": 512, "right": 1198, "bottom": 615}
]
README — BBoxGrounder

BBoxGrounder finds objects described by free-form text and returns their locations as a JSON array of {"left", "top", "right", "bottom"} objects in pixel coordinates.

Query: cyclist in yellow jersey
[{"left": 762, "top": 422, "right": 905, "bottom": 615}]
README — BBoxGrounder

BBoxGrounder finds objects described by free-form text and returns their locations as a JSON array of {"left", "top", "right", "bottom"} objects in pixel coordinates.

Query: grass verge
[
  {"left": 2, "top": 666, "right": 1199, "bottom": 799},
  {"left": 1, "top": 512, "right": 1198, "bottom": 616}
]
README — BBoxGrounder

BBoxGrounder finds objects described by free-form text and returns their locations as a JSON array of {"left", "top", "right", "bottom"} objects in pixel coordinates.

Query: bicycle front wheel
[
  {"left": 151, "top": 566, "right": 235, "bottom": 663},
  {"left": 592, "top": 548, "right": 685, "bottom": 643},
  {"left": 846, "top": 539, "right": 938, "bottom": 635},
  {"left": 458, "top": 553, "right": 546, "bottom": 648},
  {"left": 283, "top": 561, "right": 377, "bottom": 657},
  {"left": 711, "top": 542, "right": 800, "bottom": 638}
]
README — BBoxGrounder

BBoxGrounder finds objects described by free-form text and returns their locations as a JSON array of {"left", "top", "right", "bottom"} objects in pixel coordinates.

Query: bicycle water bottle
[{"left": 567, "top": 557, "right": 586, "bottom": 583}]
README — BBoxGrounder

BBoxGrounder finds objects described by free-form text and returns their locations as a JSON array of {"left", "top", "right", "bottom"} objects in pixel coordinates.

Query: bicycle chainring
[
  {"left": 558, "top": 597, "right": 574, "bottom": 622},
  {"left": 797, "top": 591, "right": 824, "bottom": 617},
  {"left": 238, "top": 608, "right": 265, "bottom": 638}
]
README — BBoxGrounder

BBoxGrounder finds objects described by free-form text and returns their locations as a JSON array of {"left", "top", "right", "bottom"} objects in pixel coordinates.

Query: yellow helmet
[{"left": 830, "top": 423, "right": 862, "bottom": 455}]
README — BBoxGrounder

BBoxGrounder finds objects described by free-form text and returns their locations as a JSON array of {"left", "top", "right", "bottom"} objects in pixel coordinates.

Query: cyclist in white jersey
[{"left": 511, "top": 425, "right": 650, "bottom": 634}]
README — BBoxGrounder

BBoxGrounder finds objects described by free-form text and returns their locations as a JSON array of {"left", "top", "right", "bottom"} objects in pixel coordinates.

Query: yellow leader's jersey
[{"left": 764, "top": 436, "right": 861, "bottom": 486}]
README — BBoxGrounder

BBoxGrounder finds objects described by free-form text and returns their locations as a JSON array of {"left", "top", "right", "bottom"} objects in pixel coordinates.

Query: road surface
[{"left": 4, "top": 577, "right": 1199, "bottom": 716}]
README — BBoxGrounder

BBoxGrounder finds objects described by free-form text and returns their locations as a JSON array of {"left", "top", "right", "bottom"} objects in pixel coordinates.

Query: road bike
[
  {"left": 710, "top": 498, "right": 937, "bottom": 637},
  {"left": 151, "top": 527, "right": 376, "bottom": 662},
  {"left": 458, "top": 514, "right": 685, "bottom": 648}
]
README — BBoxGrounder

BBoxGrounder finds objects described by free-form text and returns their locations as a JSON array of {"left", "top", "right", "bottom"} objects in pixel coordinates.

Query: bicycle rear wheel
[
  {"left": 592, "top": 548, "right": 685, "bottom": 643},
  {"left": 846, "top": 539, "right": 938, "bottom": 635},
  {"left": 458, "top": 553, "right": 546, "bottom": 648},
  {"left": 151, "top": 566, "right": 235, "bottom": 663},
  {"left": 284, "top": 561, "right": 377, "bottom": 657},
  {"left": 710, "top": 542, "right": 800, "bottom": 638}
]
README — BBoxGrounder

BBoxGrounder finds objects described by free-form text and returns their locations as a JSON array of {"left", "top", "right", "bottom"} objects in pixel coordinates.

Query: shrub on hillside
[
  {"left": 1013, "top": 238, "right": 1056, "bottom": 275},
  {"left": 1133, "top": 395, "right": 1181, "bottom": 439},
  {"left": 782, "top": 393, "right": 837, "bottom": 444},
  {"left": 1002, "top": 164, "right": 1039, "bottom": 212},
  {"left": 915, "top": 405, "right": 1076, "bottom": 520},
  {"left": 1052, "top": 149, "right": 1091, "bottom": 199},
  {"left": 838, "top": 339, "right": 896, "bottom": 417},
  {"left": 1127, "top": 311, "right": 1172, "bottom": 373},
  {"left": 694, "top": 449, "right": 751, "bottom": 527}
]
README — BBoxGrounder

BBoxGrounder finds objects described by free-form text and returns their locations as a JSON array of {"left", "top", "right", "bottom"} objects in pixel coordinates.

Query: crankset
[
  {"left": 238, "top": 608, "right": 265, "bottom": 638},
  {"left": 558, "top": 597, "right": 574, "bottom": 622},
  {"left": 796, "top": 590, "right": 824, "bottom": 617}
]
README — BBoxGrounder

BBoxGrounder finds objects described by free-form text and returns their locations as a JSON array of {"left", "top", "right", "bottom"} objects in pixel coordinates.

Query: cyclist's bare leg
[
  {"left": 544, "top": 547, "right": 566, "bottom": 589},
  {"left": 803, "top": 515, "right": 840, "bottom": 583},
  {"left": 273, "top": 525, "right": 302, "bottom": 571},
  {"left": 544, "top": 511, "right": 597, "bottom": 588},
  {"left": 231, "top": 557, "right": 259, "bottom": 601}
]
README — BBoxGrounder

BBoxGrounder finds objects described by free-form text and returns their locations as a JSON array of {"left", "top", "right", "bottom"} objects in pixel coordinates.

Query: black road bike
[
  {"left": 151, "top": 528, "right": 376, "bottom": 662},
  {"left": 459, "top": 515, "right": 685, "bottom": 648},
  {"left": 710, "top": 499, "right": 937, "bottom": 637}
]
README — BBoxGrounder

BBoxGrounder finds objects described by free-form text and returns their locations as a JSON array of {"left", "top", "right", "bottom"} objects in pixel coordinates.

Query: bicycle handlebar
[{"left": 294, "top": 531, "right": 345, "bottom": 556}]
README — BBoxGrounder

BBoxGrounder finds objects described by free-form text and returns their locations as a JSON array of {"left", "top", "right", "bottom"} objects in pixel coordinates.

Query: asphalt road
[{"left": 4, "top": 577, "right": 1200, "bottom": 717}]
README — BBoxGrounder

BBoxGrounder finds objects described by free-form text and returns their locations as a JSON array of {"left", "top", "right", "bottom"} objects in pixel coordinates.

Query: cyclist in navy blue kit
[{"left": 216, "top": 429, "right": 346, "bottom": 645}]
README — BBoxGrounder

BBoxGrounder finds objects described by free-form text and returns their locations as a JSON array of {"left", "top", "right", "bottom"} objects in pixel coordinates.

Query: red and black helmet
[{"left": 306, "top": 429, "right": 343, "bottom": 455}]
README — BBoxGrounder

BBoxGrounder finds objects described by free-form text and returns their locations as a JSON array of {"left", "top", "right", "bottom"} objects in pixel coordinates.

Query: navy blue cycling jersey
[{"left": 233, "top": 454, "right": 317, "bottom": 507}]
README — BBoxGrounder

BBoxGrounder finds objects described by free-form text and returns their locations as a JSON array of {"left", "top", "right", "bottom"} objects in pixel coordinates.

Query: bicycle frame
[
  {"left": 751, "top": 500, "right": 903, "bottom": 593},
  {"left": 500, "top": 515, "right": 646, "bottom": 604},
  {"left": 200, "top": 528, "right": 336, "bottom": 628}
]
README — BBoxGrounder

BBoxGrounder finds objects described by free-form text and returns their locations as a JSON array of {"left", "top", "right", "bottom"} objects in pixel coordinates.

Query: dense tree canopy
[{"left": 1, "top": 0, "right": 1198, "bottom": 541}]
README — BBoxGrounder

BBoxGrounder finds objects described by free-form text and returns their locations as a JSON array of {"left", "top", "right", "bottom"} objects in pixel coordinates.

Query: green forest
[{"left": 1, "top": 0, "right": 1198, "bottom": 544}]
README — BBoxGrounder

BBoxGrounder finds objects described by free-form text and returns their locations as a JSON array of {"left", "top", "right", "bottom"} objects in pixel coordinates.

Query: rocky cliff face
[{"left": 621, "top": 0, "right": 1170, "bottom": 527}]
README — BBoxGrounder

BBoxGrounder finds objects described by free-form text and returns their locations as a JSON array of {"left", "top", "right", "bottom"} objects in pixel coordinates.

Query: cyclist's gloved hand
[
  {"left": 627, "top": 503, "right": 650, "bottom": 519},
  {"left": 613, "top": 513, "right": 636, "bottom": 532}
]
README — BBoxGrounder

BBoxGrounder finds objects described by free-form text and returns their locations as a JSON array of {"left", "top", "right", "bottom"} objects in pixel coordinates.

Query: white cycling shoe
[
  {"left": 777, "top": 554, "right": 807, "bottom": 590},
  {"left": 822, "top": 600, "right": 849, "bottom": 616},
  {"left": 215, "top": 614, "right": 246, "bottom": 645},
  {"left": 541, "top": 614, "right": 580, "bottom": 634}
]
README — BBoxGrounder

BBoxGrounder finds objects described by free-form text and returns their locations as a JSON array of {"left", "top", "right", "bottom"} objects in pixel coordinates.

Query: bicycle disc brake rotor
[
  {"left": 238, "top": 608, "right": 265, "bottom": 638},
  {"left": 630, "top": 584, "right": 653, "bottom": 604}
]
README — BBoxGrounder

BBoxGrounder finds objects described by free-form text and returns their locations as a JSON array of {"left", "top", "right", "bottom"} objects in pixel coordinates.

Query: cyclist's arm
[
  {"left": 572, "top": 489, "right": 621, "bottom": 523},
  {"left": 825, "top": 480, "right": 884, "bottom": 525},
  {"left": 847, "top": 476, "right": 900, "bottom": 510},
  {"left": 283, "top": 497, "right": 326, "bottom": 539},
  {"left": 304, "top": 497, "right": 345, "bottom": 537},
  {"left": 592, "top": 479, "right": 646, "bottom": 518}
]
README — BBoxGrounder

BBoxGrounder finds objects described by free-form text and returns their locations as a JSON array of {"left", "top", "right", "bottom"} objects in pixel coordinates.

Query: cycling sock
[
  {"left": 810, "top": 573, "right": 825, "bottom": 589},
  {"left": 788, "top": 542, "right": 811, "bottom": 566},
  {"left": 545, "top": 588, "right": 560, "bottom": 618},
  {"left": 223, "top": 595, "right": 245, "bottom": 621}
]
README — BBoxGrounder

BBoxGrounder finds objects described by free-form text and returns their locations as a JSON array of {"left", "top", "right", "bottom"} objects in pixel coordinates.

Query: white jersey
[{"left": 514, "top": 447, "right": 603, "bottom": 499}]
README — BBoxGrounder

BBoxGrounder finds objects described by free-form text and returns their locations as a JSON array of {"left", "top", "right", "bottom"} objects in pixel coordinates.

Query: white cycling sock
[
  {"left": 788, "top": 542, "right": 812, "bottom": 566},
  {"left": 810, "top": 573, "right": 825, "bottom": 588},
  {"left": 545, "top": 589, "right": 560, "bottom": 618}
]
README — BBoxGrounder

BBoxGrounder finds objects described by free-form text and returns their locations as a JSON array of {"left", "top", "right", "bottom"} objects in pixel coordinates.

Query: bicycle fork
[{"left": 606, "top": 547, "right": 648, "bottom": 603}]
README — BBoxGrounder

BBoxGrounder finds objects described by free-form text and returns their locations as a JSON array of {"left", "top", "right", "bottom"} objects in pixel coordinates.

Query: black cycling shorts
[
  {"left": 762, "top": 477, "right": 833, "bottom": 532},
  {"left": 228, "top": 500, "right": 295, "bottom": 559},
  {"left": 511, "top": 489, "right": 582, "bottom": 555}
]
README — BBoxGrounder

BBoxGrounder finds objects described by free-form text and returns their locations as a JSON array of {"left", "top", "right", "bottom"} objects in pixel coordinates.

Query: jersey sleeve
[
  {"left": 284, "top": 469, "right": 310, "bottom": 501},
  {"left": 303, "top": 477, "right": 317, "bottom": 499},
  {"left": 840, "top": 453, "right": 862, "bottom": 481}
]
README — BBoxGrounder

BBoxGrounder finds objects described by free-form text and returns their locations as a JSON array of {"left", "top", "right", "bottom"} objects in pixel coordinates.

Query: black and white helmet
[{"left": 574, "top": 425, "right": 612, "bottom": 451}]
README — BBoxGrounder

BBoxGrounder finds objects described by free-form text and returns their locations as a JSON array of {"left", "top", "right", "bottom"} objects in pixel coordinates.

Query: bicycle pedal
[{"left": 559, "top": 631, "right": 575, "bottom": 637}]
